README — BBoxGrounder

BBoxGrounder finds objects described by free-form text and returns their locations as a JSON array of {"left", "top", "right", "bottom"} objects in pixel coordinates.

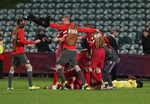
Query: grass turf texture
[{"left": 0, "top": 78, "right": 150, "bottom": 104}]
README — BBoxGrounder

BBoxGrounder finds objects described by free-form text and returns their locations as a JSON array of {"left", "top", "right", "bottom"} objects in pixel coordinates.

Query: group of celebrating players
[{"left": 8, "top": 14, "right": 143, "bottom": 90}]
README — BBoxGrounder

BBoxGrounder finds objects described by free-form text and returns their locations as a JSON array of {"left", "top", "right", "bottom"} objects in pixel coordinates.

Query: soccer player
[
  {"left": 27, "top": 15, "right": 97, "bottom": 90},
  {"left": 51, "top": 31, "right": 67, "bottom": 89},
  {"left": 88, "top": 31, "right": 106, "bottom": 89},
  {"left": 77, "top": 49, "right": 91, "bottom": 86},
  {"left": 8, "top": 18, "right": 41, "bottom": 90},
  {"left": 48, "top": 49, "right": 90, "bottom": 90},
  {"left": 49, "top": 16, "right": 97, "bottom": 90}
]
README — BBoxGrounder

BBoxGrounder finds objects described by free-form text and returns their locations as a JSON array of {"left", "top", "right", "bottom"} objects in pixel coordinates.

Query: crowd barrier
[{"left": 3, "top": 52, "right": 150, "bottom": 76}]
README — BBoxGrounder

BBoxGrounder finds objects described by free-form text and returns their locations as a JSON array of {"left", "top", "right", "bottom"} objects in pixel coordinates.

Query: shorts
[
  {"left": 11, "top": 53, "right": 30, "bottom": 66},
  {"left": 90, "top": 48, "right": 105, "bottom": 69},
  {"left": 58, "top": 49, "right": 78, "bottom": 66}
]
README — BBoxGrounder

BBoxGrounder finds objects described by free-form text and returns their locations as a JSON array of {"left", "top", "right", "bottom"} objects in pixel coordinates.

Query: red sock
[
  {"left": 85, "top": 72, "right": 91, "bottom": 86},
  {"left": 53, "top": 71, "right": 59, "bottom": 85},
  {"left": 90, "top": 71, "right": 100, "bottom": 82},
  {"left": 97, "top": 73, "right": 102, "bottom": 81}
]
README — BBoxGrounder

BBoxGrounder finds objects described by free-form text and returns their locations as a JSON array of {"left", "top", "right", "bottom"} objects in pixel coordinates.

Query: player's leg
[
  {"left": 18, "top": 53, "right": 39, "bottom": 90},
  {"left": 52, "top": 71, "right": 59, "bottom": 85},
  {"left": 8, "top": 55, "right": 19, "bottom": 90},
  {"left": 70, "top": 51, "right": 90, "bottom": 90},
  {"left": 8, "top": 66, "right": 17, "bottom": 90},
  {"left": 57, "top": 50, "right": 70, "bottom": 89}
]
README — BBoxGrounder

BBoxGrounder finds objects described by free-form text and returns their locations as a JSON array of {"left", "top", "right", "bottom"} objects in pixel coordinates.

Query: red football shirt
[{"left": 12, "top": 27, "right": 35, "bottom": 55}]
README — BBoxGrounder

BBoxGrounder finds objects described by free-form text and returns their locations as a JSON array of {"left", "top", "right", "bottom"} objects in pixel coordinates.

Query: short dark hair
[
  {"left": 143, "top": 29, "right": 149, "bottom": 33},
  {"left": 37, "top": 27, "right": 44, "bottom": 33},
  {"left": 110, "top": 28, "right": 116, "bottom": 34},
  {"left": 17, "top": 18, "right": 24, "bottom": 25},
  {"left": 136, "top": 80, "right": 143, "bottom": 88}
]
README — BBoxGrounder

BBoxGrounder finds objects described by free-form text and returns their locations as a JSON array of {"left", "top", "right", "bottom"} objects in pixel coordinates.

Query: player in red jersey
[
  {"left": 8, "top": 18, "right": 41, "bottom": 90},
  {"left": 47, "top": 49, "right": 90, "bottom": 90},
  {"left": 49, "top": 16, "right": 97, "bottom": 90},
  {"left": 51, "top": 31, "right": 67, "bottom": 88},
  {"left": 81, "top": 24, "right": 111, "bottom": 55},
  {"left": 87, "top": 31, "right": 106, "bottom": 90},
  {"left": 27, "top": 15, "right": 97, "bottom": 90}
]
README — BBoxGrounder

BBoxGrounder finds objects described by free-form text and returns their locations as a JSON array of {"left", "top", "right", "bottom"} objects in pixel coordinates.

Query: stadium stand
[{"left": 0, "top": 0, "right": 150, "bottom": 54}]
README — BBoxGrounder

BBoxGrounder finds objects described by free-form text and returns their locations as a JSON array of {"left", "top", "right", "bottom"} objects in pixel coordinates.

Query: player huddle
[{"left": 8, "top": 14, "right": 143, "bottom": 90}]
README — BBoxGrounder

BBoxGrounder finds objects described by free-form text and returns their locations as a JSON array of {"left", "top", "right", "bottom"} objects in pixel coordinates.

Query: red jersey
[
  {"left": 50, "top": 23, "right": 96, "bottom": 50},
  {"left": 56, "top": 31, "right": 67, "bottom": 60},
  {"left": 90, "top": 44, "right": 105, "bottom": 69},
  {"left": 77, "top": 52, "right": 88, "bottom": 70},
  {"left": 12, "top": 27, "right": 35, "bottom": 55},
  {"left": 84, "top": 31, "right": 110, "bottom": 49},
  {"left": 0, "top": 55, "right": 3, "bottom": 60}
]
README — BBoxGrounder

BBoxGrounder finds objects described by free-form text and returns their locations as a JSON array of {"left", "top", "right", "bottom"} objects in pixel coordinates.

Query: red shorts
[{"left": 90, "top": 48, "right": 105, "bottom": 69}]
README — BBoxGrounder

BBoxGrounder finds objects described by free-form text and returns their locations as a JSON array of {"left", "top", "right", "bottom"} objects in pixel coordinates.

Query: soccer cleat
[
  {"left": 51, "top": 85, "right": 57, "bottom": 90},
  {"left": 7, "top": 87, "right": 14, "bottom": 90},
  {"left": 61, "top": 81, "right": 68, "bottom": 90},
  {"left": 105, "top": 86, "right": 114, "bottom": 90},
  {"left": 82, "top": 83, "right": 91, "bottom": 90},
  {"left": 29, "top": 85, "right": 40, "bottom": 90}
]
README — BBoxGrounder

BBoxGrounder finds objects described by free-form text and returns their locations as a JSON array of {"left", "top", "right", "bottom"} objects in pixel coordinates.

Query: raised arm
[
  {"left": 50, "top": 23, "right": 68, "bottom": 31},
  {"left": 19, "top": 30, "right": 35, "bottom": 45},
  {"left": 77, "top": 26, "right": 96, "bottom": 33}
]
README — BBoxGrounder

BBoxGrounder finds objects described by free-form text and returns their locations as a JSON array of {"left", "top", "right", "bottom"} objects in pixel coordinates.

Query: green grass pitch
[{"left": 0, "top": 78, "right": 150, "bottom": 104}]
